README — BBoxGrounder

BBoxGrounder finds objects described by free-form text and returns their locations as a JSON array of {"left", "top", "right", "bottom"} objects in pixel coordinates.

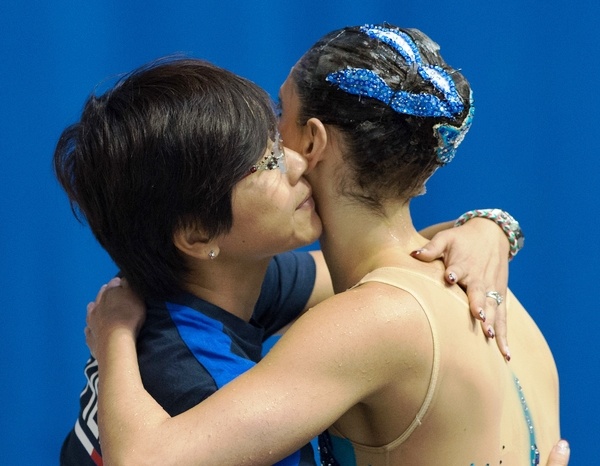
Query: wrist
[
  {"left": 454, "top": 208, "right": 524, "bottom": 260},
  {"left": 95, "top": 325, "right": 137, "bottom": 362}
]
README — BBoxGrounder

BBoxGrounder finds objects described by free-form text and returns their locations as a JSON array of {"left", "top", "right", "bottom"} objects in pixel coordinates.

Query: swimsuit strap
[{"left": 349, "top": 266, "right": 442, "bottom": 450}]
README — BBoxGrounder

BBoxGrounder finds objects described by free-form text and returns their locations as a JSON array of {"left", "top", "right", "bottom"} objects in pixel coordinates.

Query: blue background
[{"left": 1, "top": 1, "right": 597, "bottom": 464}]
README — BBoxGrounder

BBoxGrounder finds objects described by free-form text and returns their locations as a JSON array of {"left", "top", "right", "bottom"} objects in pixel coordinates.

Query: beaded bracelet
[{"left": 454, "top": 209, "right": 524, "bottom": 260}]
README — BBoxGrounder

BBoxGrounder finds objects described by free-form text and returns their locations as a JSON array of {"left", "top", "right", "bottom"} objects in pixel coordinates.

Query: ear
[
  {"left": 303, "top": 118, "right": 328, "bottom": 173},
  {"left": 173, "top": 226, "right": 220, "bottom": 261}
]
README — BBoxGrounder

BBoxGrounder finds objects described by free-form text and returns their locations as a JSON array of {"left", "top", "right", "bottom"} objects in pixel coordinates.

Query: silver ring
[{"left": 485, "top": 291, "right": 504, "bottom": 305}]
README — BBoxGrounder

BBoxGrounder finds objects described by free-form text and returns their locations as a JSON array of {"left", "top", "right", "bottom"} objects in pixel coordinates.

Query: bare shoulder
[
  {"left": 287, "top": 282, "right": 434, "bottom": 367},
  {"left": 257, "top": 281, "right": 436, "bottom": 411}
]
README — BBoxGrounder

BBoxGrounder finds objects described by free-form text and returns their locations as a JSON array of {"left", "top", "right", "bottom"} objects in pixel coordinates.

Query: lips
[{"left": 297, "top": 191, "right": 315, "bottom": 210}]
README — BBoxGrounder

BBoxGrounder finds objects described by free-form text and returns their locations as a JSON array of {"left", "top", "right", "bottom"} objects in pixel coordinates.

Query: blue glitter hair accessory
[
  {"left": 325, "top": 24, "right": 464, "bottom": 118},
  {"left": 359, "top": 25, "right": 465, "bottom": 116},
  {"left": 325, "top": 24, "right": 473, "bottom": 163},
  {"left": 433, "top": 93, "right": 474, "bottom": 164},
  {"left": 326, "top": 68, "right": 460, "bottom": 118}
]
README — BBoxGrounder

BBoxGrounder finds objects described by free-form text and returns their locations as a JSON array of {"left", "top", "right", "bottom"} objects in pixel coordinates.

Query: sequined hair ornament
[
  {"left": 434, "top": 92, "right": 474, "bottom": 163},
  {"left": 325, "top": 25, "right": 474, "bottom": 163}
]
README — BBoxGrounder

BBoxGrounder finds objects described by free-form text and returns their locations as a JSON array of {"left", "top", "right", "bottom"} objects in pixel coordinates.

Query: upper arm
[{"left": 257, "top": 252, "right": 326, "bottom": 336}]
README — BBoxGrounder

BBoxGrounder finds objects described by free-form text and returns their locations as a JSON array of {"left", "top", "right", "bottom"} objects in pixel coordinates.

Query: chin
[
  {"left": 308, "top": 217, "right": 323, "bottom": 242},
  {"left": 293, "top": 226, "right": 322, "bottom": 251}
]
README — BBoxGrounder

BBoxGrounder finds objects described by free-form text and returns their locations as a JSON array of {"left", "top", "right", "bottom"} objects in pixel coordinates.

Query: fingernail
[
  {"left": 487, "top": 327, "right": 495, "bottom": 339},
  {"left": 448, "top": 272, "right": 457, "bottom": 283},
  {"left": 556, "top": 440, "right": 569, "bottom": 453},
  {"left": 505, "top": 348, "right": 511, "bottom": 362},
  {"left": 478, "top": 309, "right": 486, "bottom": 322},
  {"left": 410, "top": 248, "right": 424, "bottom": 256}
]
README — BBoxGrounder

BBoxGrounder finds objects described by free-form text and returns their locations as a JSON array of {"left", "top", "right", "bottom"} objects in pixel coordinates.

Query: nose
[{"left": 283, "top": 147, "right": 308, "bottom": 184}]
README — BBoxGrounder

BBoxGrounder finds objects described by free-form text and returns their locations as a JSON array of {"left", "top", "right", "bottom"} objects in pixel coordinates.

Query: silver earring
[{"left": 208, "top": 249, "right": 217, "bottom": 260}]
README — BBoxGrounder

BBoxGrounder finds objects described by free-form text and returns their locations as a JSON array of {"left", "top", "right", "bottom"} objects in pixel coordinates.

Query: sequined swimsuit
[{"left": 513, "top": 376, "right": 540, "bottom": 465}]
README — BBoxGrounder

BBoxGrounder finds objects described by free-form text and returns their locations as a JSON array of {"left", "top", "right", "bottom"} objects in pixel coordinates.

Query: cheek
[
  {"left": 235, "top": 189, "right": 290, "bottom": 231},
  {"left": 278, "top": 120, "right": 303, "bottom": 153}
]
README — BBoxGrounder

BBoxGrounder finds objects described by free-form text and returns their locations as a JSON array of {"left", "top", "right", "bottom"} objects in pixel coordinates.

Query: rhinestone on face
[{"left": 243, "top": 132, "right": 286, "bottom": 179}]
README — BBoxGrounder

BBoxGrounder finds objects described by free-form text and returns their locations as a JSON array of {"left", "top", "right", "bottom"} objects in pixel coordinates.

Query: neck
[
  {"left": 181, "top": 257, "right": 271, "bottom": 321},
  {"left": 318, "top": 199, "right": 428, "bottom": 293}
]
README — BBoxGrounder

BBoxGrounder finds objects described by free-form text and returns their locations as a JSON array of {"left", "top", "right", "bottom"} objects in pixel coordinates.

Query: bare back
[{"left": 325, "top": 266, "right": 560, "bottom": 466}]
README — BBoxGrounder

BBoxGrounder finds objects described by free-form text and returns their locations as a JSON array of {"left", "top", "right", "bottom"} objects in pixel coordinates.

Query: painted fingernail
[
  {"left": 448, "top": 272, "right": 457, "bottom": 283},
  {"left": 487, "top": 327, "right": 495, "bottom": 339},
  {"left": 478, "top": 309, "right": 486, "bottom": 322},
  {"left": 505, "top": 349, "right": 511, "bottom": 362},
  {"left": 410, "top": 248, "right": 424, "bottom": 256}
]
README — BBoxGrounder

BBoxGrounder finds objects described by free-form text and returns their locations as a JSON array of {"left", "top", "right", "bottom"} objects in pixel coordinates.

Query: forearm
[
  {"left": 94, "top": 331, "right": 339, "bottom": 466},
  {"left": 95, "top": 329, "right": 170, "bottom": 466},
  {"left": 93, "top": 325, "right": 312, "bottom": 465}
]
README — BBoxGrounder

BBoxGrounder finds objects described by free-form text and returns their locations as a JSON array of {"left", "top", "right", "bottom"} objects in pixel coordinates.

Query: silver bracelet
[{"left": 454, "top": 209, "right": 524, "bottom": 260}]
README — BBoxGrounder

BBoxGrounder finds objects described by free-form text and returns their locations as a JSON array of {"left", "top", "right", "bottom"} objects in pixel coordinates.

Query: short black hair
[{"left": 54, "top": 58, "right": 277, "bottom": 299}]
